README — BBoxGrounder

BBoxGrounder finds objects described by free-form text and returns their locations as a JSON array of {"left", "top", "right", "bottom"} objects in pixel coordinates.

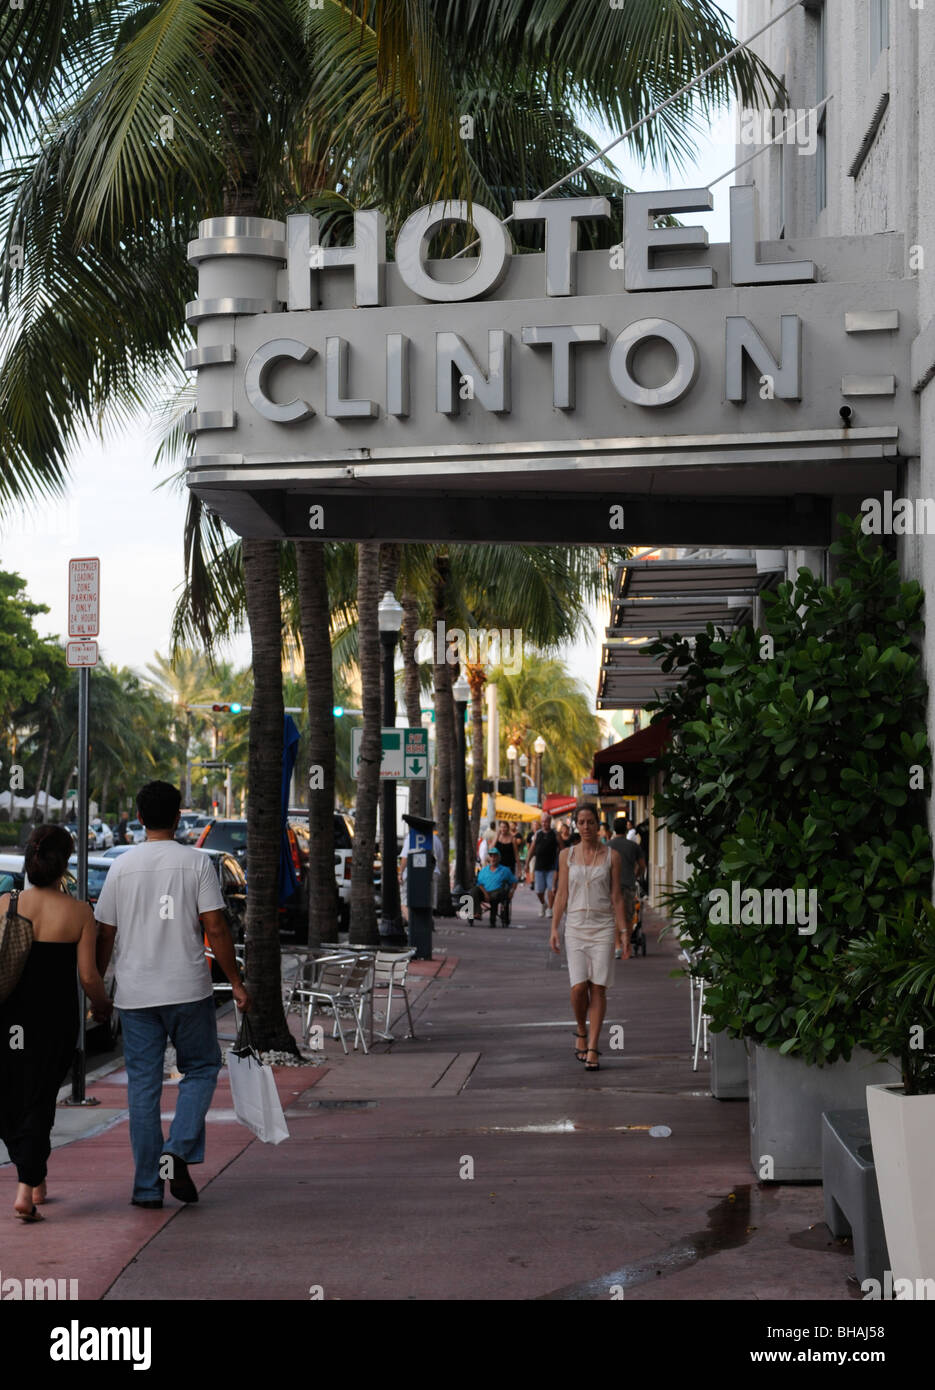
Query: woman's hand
[
  {"left": 90, "top": 996, "right": 113, "bottom": 1023},
  {"left": 549, "top": 928, "right": 560, "bottom": 954},
  {"left": 616, "top": 934, "right": 632, "bottom": 960}
]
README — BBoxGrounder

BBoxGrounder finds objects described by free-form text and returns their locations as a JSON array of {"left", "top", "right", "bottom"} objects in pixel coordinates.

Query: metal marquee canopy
[{"left": 597, "top": 554, "right": 781, "bottom": 709}]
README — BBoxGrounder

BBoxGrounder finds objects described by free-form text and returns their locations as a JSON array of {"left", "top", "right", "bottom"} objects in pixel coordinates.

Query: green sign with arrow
[{"left": 351, "top": 727, "right": 430, "bottom": 780}]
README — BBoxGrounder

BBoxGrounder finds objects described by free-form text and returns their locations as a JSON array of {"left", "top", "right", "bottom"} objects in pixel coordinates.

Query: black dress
[{"left": 0, "top": 941, "right": 78, "bottom": 1186}]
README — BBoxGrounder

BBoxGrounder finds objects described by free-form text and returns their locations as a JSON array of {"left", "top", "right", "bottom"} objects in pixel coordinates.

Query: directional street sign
[
  {"left": 352, "top": 727, "right": 430, "bottom": 780},
  {"left": 403, "top": 727, "right": 429, "bottom": 779}
]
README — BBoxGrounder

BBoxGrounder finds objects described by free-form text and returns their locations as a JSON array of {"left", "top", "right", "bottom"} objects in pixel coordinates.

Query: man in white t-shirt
[{"left": 95, "top": 780, "right": 249, "bottom": 1209}]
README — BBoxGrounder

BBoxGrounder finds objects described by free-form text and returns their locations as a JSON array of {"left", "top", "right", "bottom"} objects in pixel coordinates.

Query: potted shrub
[
  {"left": 842, "top": 902, "right": 935, "bottom": 1280},
  {"left": 647, "top": 519, "right": 931, "bottom": 1177}
]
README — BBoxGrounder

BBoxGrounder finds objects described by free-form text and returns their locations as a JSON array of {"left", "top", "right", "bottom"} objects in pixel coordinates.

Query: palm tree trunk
[
  {"left": 400, "top": 591, "right": 426, "bottom": 819},
  {"left": 296, "top": 539, "right": 336, "bottom": 948},
  {"left": 350, "top": 542, "right": 380, "bottom": 945},
  {"left": 242, "top": 536, "right": 296, "bottom": 1054},
  {"left": 467, "top": 668, "right": 486, "bottom": 854},
  {"left": 432, "top": 555, "right": 454, "bottom": 915}
]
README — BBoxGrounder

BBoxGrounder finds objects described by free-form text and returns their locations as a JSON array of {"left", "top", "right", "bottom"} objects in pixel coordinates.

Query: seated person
[{"left": 469, "top": 846, "right": 516, "bottom": 927}]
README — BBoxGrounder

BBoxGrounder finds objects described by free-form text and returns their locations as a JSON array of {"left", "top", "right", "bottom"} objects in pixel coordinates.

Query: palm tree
[
  {"left": 0, "top": 0, "right": 775, "bottom": 1046},
  {"left": 144, "top": 649, "right": 217, "bottom": 801},
  {"left": 351, "top": 542, "right": 381, "bottom": 945},
  {"left": 492, "top": 654, "right": 602, "bottom": 795},
  {"left": 295, "top": 541, "right": 336, "bottom": 948}
]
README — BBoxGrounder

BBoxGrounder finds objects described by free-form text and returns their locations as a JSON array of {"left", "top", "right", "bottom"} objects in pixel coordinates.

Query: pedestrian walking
[
  {"left": 495, "top": 820, "right": 517, "bottom": 874},
  {"left": 94, "top": 781, "right": 249, "bottom": 1209},
  {"left": 0, "top": 826, "right": 112, "bottom": 1221},
  {"left": 115, "top": 813, "right": 131, "bottom": 846},
  {"left": 608, "top": 815, "right": 646, "bottom": 958},
  {"left": 469, "top": 846, "right": 517, "bottom": 927},
  {"left": 549, "top": 802, "right": 629, "bottom": 1071},
  {"left": 510, "top": 821, "right": 525, "bottom": 873},
  {"left": 526, "top": 811, "right": 560, "bottom": 916}
]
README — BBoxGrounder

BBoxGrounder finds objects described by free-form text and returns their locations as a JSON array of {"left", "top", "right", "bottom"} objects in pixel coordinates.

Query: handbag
[
  {"left": 0, "top": 890, "right": 33, "bottom": 1005},
  {"left": 226, "top": 1013, "right": 290, "bottom": 1145}
]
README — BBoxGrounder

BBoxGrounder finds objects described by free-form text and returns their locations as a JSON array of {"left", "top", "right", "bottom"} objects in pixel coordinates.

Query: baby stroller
[{"left": 629, "top": 888, "right": 648, "bottom": 957}]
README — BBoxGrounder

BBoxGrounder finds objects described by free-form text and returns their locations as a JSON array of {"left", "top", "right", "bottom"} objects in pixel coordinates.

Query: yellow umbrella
[{"left": 470, "top": 793, "right": 540, "bottom": 823}]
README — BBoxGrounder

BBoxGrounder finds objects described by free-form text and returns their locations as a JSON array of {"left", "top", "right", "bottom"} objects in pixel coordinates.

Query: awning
[
  {"left": 470, "top": 793, "right": 540, "bottom": 822},
  {"left": 542, "top": 794, "right": 578, "bottom": 817},
  {"left": 597, "top": 554, "right": 781, "bottom": 709},
  {"left": 591, "top": 719, "right": 672, "bottom": 795}
]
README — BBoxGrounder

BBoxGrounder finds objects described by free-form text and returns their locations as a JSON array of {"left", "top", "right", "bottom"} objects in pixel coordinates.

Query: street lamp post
[
  {"left": 534, "top": 735, "right": 546, "bottom": 806},
  {"left": 378, "top": 591, "right": 405, "bottom": 943},
  {"left": 519, "top": 751, "right": 528, "bottom": 801},
  {"left": 507, "top": 743, "right": 520, "bottom": 801},
  {"left": 452, "top": 674, "right": 470, "bottom": 897}
]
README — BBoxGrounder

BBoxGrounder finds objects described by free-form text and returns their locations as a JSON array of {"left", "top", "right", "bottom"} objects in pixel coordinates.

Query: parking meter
[{"left": 403, "top": 813, "right": 435, "bottom": 961}]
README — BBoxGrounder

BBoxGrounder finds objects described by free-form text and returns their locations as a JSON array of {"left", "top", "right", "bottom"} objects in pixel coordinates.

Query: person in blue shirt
[{"left": 469, "top": 846, "right": 516, "bottom": 927}]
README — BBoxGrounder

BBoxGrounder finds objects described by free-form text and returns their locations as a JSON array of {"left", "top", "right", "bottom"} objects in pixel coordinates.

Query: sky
[{"left": 0, "top": 1, "right": 742, "bottom": 706}]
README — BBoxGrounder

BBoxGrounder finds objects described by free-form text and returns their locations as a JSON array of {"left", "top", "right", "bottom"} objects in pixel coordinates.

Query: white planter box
[
  {"left": 748, "top": 1043, "right": 898, "bottom": 1180},
  {"left": 866, "top": 1083, "right": 935, "bottom": 1283},
  {"left": 710, "top": 1031, "right": 749, "bottom": 1099}
]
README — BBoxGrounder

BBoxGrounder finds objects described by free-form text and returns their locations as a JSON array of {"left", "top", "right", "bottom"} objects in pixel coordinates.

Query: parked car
[
  {"left": 100, "top": 844, "right": 135, "bottom": 859},
  {"left": 64, "top": 821, "right": 96, "bottom": 852},
  {"left": 287, "top": 810, "right": 355, "bottom": 930},
  {"left": 0, "top": 852, "right": 26, "bottom": 892},
  {"left": 90, "top": 819, "right": 114, "bottom": 850},
  {"left": 196, "top": 818, "right": 308, "bottom": 943},
  {"left": 195, "top": 847, "right": 247, "bottom": 943},
  {"left": 66, "top": 854, "right": 114, "bottom": 907},
  {"left": 176, "top": 812, "right": 211, "bottom": 845},
  {"left": 125, "top": 819, "right": 146, "bottom": 844}
]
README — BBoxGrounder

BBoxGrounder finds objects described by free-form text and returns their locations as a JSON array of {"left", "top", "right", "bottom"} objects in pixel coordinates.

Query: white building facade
[{"left": 738, "top": 0, "right": 935, "bottom": 798}]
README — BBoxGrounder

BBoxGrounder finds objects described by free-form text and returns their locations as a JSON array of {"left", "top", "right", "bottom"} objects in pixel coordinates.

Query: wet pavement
[{"left": 1, "top": 890, "right": 860, "bottom": 1301}]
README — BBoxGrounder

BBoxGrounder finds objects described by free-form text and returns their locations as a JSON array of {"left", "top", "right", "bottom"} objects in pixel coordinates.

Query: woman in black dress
[{"left": 0, "top": 826, "right": 111, "bottom": 1221}]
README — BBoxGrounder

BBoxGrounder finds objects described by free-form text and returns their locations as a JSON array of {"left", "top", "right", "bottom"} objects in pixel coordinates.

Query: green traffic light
[
  {"left": 333, "top": 705, "right": 344, "bottom": 717},
  {"left": 229, "top": 702, "right": 242, "bottom": 713}
]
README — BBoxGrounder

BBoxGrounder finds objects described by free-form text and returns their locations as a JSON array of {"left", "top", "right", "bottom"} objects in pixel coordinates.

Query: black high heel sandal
[
  {"left": 585, "top": 1048, "right": 601, "bottom": 1072},
  {"left": 573, "top": 1029, "right": 588, "bottom": 1061}
]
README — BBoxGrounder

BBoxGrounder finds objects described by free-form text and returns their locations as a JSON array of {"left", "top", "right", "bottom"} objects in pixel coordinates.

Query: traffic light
[
  {"left": 333, "top": 705, "right": 344, "bottom": 717},
  {"left": 212, "top": 703, "right": 242, "bottom": 713}
]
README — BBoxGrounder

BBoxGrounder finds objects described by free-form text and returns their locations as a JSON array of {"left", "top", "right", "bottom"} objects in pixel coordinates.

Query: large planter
[
  {"left": 710, "top": 1031, "right": 748, "bottom": 1100},
  {"left": 866, "top": 1083, "right": 935, "bottom": 1282},
  {"left": 748, "top": 1043, "right": 898, "bottom": 1181}
]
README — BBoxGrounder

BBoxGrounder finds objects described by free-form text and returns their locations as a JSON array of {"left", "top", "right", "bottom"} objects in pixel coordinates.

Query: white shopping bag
[{"left": 227, "top": 1017, "right": 290, "bottom": 1145}]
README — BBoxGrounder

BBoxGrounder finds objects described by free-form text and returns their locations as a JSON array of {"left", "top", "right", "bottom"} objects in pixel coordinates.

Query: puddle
[
  {"left": 540, "top": 1187, "right": 756, "bottom": 1299},
  {"left": 789, "top": 1223, "right": 852, "bottom": 1255}
]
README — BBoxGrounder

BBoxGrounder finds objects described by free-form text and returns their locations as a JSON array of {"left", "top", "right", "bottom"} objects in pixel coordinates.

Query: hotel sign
[{"left": 184, "top": 188, "right": 918, "bottom": 541}]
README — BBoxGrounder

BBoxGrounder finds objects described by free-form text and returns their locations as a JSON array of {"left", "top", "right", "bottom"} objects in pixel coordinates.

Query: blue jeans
[{"left": 119, "top": 997, "right": 222, "bottom": 1202}]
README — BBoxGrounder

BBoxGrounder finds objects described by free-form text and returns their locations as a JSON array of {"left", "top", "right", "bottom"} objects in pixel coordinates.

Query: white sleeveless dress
[{"left": 563, "top": 843, "right": 616, "bottom": 987}]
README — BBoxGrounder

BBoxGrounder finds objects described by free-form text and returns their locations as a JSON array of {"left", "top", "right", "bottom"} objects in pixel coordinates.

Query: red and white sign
[
  {"left": 66, "top": 640, "right": 99, "bottom": 668},
  {"left": 68, "top": 557, "right": 100, "bottom": 637}
]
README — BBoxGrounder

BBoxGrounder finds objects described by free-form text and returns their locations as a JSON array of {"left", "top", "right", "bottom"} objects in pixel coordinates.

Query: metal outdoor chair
[
  {"left": 295, "top": 954, "right": 375, "bottom": 1053},
  {"left": 680, "top": 944, "right": 710, "bottom": 1070},
  {"left": 283, "top": 949, "right": 351, "bottom": 1016},
  {"left": 370, "top": 949, "right": 417, "bottom": 1044}
]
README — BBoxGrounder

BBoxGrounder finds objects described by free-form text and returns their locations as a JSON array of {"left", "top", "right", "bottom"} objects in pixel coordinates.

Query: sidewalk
[{"left": 1, "top": 894, "right": 860, "bottom": 1301}]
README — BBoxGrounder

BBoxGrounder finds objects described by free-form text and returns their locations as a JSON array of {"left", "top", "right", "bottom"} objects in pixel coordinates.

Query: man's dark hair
[
  {"left": 137, "top": 780, "right": 182, "bottom": 830},
  {"left": 613, "top": 815, "right": 629, "bottom": 834}
]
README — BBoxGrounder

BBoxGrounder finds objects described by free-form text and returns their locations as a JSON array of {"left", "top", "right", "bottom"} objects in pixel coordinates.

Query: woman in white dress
[{"left": 549, "top": 802, "right": 630, "bottom": 1071}]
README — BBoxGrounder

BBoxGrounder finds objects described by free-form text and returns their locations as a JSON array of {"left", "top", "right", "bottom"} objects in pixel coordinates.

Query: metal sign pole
[{"left": 67, "top": 665, "right": 97, "bottom": 1105}]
